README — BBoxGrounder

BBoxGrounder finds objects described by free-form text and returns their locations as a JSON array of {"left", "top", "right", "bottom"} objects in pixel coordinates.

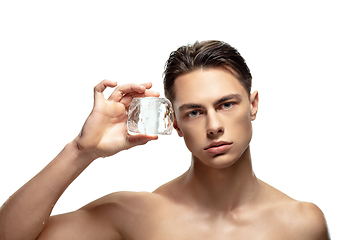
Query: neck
[{"left": 182, "top": 147, "right": 261, "bottom": 213}]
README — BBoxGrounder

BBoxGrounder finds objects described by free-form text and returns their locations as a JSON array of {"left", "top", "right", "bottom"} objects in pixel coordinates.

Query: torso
[{"left": 90, "top": 180, "right": 320, "bottom": 240}]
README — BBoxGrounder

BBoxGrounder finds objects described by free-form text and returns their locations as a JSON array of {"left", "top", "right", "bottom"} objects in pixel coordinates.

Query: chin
[{"left": 193, "top": 153, "right": 240, "bottom": 170}]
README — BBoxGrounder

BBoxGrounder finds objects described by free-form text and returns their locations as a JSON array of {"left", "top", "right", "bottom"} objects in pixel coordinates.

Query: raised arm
[{"left": 0, "top": 80, "right": 159, "bottom": 240}]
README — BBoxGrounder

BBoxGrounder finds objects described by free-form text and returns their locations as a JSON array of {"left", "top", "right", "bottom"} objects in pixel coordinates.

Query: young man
[{"left": 0, "top": 40, "right": 330, "bottom": 240}]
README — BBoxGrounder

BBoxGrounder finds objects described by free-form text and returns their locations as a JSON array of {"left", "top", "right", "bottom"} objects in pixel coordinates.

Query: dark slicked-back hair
[{"left": 163, "top": 40, "right": 252, "bottom": 102}]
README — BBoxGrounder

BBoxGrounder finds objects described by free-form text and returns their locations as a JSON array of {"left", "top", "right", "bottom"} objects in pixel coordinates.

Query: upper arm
[{"left": 37, "top": 202, "right": 123, "bottom": 240}]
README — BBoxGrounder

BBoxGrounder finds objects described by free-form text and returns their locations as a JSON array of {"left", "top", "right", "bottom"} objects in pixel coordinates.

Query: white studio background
[{"left": 0, "top": 1, "right": 359, "bottom": 239}]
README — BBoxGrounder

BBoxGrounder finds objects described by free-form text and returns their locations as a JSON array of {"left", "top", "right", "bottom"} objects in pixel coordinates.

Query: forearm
[{"left": 0, "top": 140, "right": 97, "bottom": 240}]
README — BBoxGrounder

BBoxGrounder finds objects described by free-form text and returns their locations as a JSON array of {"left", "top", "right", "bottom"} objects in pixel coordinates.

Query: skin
[{"left": 0, "top": 69, "right": 330, "bottom": 240}]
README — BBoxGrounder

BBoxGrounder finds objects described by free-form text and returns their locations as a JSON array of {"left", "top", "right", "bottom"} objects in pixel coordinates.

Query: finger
[
  {"left": 139, "top": 82, "right": 160, "bottom": 97},
  {"left": 108, "top": 83, "right": 147, "bottom": 102},
  {"left": 144, "top": 90, "right": 160, "bottom": 98},
  {"left": 126, "top": 134, "right": 158, "bottom": 149},
  {"left": 120, "top": 90, "right": 160, "bottom": 107},
  {"left": 139, "top": 82, "right": 153, "bottom": 90},
  {"left": 94, "top": 79, "right": 118, "bottom": 93},
  {"left": 94, "top": 80, "right": 118, "bottom": 101}
]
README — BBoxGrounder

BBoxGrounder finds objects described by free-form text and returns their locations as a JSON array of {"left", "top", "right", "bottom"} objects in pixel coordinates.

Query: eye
[
  {"left": 187, "top": 110, "right": 201, "bottom": 118},
  {"left": 220, "top": 102, "right": 234, "bottom": 110}
]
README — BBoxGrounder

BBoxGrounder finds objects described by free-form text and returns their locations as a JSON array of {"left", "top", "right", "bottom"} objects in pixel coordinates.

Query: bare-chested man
[{"left": 0, "top": 40, "right": 330, "bottom": 240}]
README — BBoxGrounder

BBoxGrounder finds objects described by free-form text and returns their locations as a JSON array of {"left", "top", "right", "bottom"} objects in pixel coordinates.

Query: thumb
[{"left": 126, "top": 134, "right": 158, "bottom": 149}]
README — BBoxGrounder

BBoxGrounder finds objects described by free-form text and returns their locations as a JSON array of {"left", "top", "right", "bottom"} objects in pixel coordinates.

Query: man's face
[{"left": 172, "top": 67, "right": 258, "bottom": 169}]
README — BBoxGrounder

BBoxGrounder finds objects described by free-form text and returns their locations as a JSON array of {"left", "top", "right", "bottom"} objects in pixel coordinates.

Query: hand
[{"left": 75, "top": 80, "right": 160, "bottom": 158}]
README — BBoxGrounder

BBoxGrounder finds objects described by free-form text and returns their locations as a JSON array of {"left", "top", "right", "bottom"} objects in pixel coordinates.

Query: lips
[{"left": 204, "top": 141, "right": 232, "bottom": 154}]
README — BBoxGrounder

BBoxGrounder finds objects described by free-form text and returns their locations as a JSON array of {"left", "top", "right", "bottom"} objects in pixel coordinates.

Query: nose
[{"left": 206, "top": 111, "right": 224, "bottom": 137}]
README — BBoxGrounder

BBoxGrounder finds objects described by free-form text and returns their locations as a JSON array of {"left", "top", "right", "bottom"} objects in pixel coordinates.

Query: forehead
[{"left": 173, "top": 67, "right": 248, "bottom": 109}]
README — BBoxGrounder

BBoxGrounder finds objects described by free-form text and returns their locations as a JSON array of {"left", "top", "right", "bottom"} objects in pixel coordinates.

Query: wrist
[{"left": 67, "top": 139, "right": 99, "bottom": 165}]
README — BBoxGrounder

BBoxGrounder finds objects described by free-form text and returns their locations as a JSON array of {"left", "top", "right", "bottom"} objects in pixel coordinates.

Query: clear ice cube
[{"left": 127, "top": 97, "right": 173, "bottom": 135}]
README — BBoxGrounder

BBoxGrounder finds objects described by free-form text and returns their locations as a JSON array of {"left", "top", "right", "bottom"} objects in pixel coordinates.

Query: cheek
[
  {"left": 229, "top": 110, "right": 253, "bottom": 139},
  {"left": 237, "top": 113, "right": 253, "bottom": 142},
  {"left": 179, "top": 122, "right": 203, "bottom": 152},
  {"left": 238, "top": 112, "right": 252, "bottom": 129}
]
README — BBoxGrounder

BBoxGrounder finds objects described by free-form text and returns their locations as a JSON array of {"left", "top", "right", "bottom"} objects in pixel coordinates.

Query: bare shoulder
[
  {"left": 83, "top": 191, "right": 160, "bottom": 210},
  {"left": 38, "top": 191, "right": 162, "bottom": 240},
  {"left": 285, "top": 201, "right": 330, "bottom": 239},
  {"left": 81, "top": 191, "right": 165, "bottom": 224},
  {"left": 260, "top": 181, "right": 330, "bottom": 240}
]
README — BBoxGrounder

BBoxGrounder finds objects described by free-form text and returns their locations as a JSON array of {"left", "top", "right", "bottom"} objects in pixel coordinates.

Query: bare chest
[{"left": 120, "top": 211, "right": 294, "bottom": 240}]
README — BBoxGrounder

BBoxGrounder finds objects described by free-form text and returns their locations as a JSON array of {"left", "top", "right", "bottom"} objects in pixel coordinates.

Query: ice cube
[{"left": 127, "top": 97, "right": 173, "bottom": 135}]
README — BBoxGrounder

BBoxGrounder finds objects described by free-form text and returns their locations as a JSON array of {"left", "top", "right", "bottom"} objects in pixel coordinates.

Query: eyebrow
[{"left": 178, "top": 94, "right": 242, "bottom": 111}]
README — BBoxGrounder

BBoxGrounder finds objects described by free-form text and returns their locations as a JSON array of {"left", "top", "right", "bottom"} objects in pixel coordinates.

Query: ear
[
  {"left": 173, "top": 115, "right": 183, "bottom": 137},
  {"left": 250, "top": 91, "right": 259, "bottom": 121}
]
